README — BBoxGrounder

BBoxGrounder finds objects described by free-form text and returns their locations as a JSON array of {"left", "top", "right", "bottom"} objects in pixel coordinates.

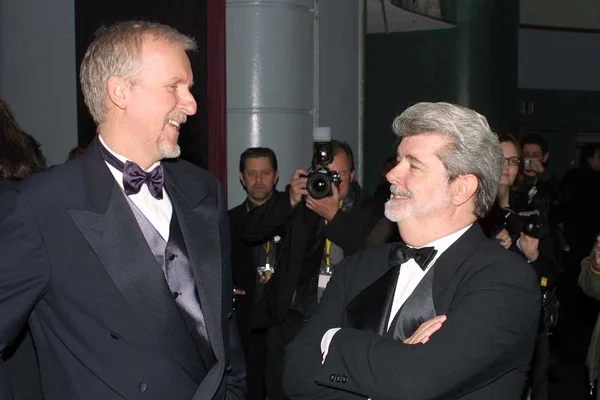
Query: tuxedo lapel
[
  {"left": 163, "top": 166, "right": 224, "bottom": 369},
  {"left": 346, "top": 246, "right": 399, "bottom": 335},
  {"left": 432, "top": 224, "right": 485, "bottom": 301},
  {"left": 387, "top": 265, "right": 436, "bottom": 341},
  {"left": 68, "top": 143, "right": 205, "bottom": 381}
]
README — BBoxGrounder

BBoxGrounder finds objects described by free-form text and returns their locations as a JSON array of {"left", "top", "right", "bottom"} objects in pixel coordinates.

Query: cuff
[{"left": 320, "top": 327, "right": 341, "bottom": 364}]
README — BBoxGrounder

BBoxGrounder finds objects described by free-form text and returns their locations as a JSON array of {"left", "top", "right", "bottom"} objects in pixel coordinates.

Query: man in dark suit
[
  {"left": 0, "top": 21, "right": 245, "bottom": 400},
  {"left": 243, "top": 140, "right": 383, "bottom": 399},
  {"left": 229, "top": 147, "right": 283, "bottom": 399},
  {"left": 284, "top": 102, "right": 541, "bottom": 400}
]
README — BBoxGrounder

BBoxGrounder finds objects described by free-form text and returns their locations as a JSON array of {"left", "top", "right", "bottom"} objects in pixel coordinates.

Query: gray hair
[
  {"left": 391, "top": 102, "right": 504, "bottom": 218},
  {"left": 80, "top": 21, "right": 197, "bottom": 125}
]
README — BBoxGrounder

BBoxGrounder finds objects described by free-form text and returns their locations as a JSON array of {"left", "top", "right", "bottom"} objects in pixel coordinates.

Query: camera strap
[
  {"left": 246, "top": 201, "right": 272, "bottom": 269},
  {"left": 324, "top": 200, "right": 344, "bottom": 268}
]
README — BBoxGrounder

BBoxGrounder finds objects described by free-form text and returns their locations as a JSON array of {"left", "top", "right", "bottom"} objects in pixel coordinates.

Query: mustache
[
  {"left": 389, "top": 185, "right": 412, "bottom": 199},
  {"left": 167, "top": 111, "right": 187, "bottom": 125}
]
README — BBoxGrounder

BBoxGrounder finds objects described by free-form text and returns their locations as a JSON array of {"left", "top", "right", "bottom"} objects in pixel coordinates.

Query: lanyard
[
  {"left": 246, "top": 201, "right": 271, "bottom": 267},
  {"left": 324, "top": 200, "right": 343, "bottom": 267}
]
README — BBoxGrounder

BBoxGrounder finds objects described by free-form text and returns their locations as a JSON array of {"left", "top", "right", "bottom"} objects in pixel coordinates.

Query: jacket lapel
[
  {"left": 163, "top": 165, "right": 225, "bottom": 373},
  {"left": 432, "top": 224, "right": 486, "bottom": 302},
  {"left": 346, "top": 246, "right": 399, "bottom": 335}
]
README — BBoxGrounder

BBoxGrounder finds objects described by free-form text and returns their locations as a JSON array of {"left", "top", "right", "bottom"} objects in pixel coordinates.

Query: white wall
[{"left": 0, "top": 0, "right": 78, "bottom": 166}]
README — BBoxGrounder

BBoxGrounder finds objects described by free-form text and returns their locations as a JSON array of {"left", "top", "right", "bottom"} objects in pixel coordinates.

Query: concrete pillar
[{"left": 226, "top": 0, "right": 316, "bottom": 207}]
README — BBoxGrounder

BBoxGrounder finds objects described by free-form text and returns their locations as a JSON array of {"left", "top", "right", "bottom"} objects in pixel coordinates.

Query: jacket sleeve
[
  {"left": 284, "top": 252, "right": 540, "bottom": 400},
  {"left": 0, "top": 189, "right": 50, "bottom": 398},
  {"left": 579, "top": 243, "right": 600, "bottom": 301},
  {"left": 528, "top": 235, "right": 563, "bottom": 288}
]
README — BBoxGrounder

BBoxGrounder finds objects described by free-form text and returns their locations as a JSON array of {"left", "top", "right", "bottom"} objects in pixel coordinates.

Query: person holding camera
[
  {"left": 241, "top": 139, "right": 383, "bottom": 400},
  {"left": 480, "top": 132, "right": 562, "bottom": 400}
]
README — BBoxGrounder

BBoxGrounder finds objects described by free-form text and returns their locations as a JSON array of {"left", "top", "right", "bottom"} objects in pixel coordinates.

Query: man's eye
[{"left": 410, "top": 164, "right": 419, "bottom": 170}]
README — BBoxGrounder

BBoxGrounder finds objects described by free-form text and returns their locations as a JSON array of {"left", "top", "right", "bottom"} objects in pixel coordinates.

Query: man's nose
[
  {"left": 386, "top": 164, "right": 402, "bottom": 185},
  {"left": 179, "top": 90, "right": 197, "bottom": 116}
]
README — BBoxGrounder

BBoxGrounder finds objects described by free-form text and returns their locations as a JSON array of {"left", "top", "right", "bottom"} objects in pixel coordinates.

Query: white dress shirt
[
  {"left": 321, "top": 224, "right": 472, "bottom": 361},
  {"left": 98, "top": 135, "right": 172, "bottom": 241}
]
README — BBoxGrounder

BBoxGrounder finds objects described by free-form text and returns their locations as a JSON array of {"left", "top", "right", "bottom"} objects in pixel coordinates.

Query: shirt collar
[
  {"left": 98, "top": 135, "right": 161, "bottom": 173},
  {"left": 410, "top": 224, "right": 473, "bottom": 268}
]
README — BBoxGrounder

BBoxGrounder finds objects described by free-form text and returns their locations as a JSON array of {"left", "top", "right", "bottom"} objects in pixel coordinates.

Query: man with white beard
[{"left": 283, "top": 102, "right": 541, "bottom": 400}]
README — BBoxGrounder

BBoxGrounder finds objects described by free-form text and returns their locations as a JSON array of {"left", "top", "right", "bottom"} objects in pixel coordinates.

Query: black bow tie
[
  {"left": 390, "top": 242, "right": 437, "bottom": 271},
  {"left": 97, "top": 138, "right": 165, "bottom": 200}
]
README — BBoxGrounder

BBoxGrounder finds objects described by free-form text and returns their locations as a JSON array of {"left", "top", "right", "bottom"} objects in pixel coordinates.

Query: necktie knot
[
  {"left": 123, "top": 161, "right": 164, "bottom": 199},
  {"left": 390, "top": 242, "right": 437, "bottom": 271},
  {"left": 97, "top": 137, "right": 165, "bottom": 200}
]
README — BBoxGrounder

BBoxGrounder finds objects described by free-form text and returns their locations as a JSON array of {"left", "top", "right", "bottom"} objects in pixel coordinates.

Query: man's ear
[
  {"left": 274, "top": 171, "right": 280, "bottom": 187},
  {"left": 239, "top": 172, "right": 246, "bottom": 189},
  {"left": 106, "top": 76, "right": 129, "bottom": 111},
  {"left": 542, "top": 152, "right": 550, "bottom": 164},
  {"left": 350, "top": 171, "right": 355, "bottom": 183},
  {"left": 452, "top": 174, "right": 478, "bottom": 207}
]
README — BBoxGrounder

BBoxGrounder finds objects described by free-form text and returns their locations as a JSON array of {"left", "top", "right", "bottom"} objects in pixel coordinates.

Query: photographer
[
  {"left": 480, "top": 133, "right": 562, "bottom": 400},
  {"left": 242, "top": 139, "right": 383, "bottom": 400}
]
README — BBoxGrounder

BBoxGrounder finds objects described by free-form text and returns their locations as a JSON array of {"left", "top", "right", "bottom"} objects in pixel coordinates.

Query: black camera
[
  {"left": 305, "top": 127, "right": 341, "bottom": 199},
  {"left": 498, "top": 208, "right": 546, "bottom": 239}
]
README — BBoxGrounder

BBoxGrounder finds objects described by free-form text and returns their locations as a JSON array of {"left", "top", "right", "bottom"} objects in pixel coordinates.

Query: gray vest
[{"left": 126, "top": 198, "right": 217, "bottom": 377}]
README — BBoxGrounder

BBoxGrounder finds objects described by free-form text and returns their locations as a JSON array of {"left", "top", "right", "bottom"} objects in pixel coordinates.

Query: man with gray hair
[
  {"left": 284, "top": 102, "right": 540, "bottom": 399},
  {"left": 0, "top": 21, "right": 245, "bottom": 399}
]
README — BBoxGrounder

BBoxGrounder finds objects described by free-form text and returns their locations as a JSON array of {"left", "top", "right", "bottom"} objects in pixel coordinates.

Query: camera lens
[{"left": 307, "top": 172, "right": 332, "bottom": 199}]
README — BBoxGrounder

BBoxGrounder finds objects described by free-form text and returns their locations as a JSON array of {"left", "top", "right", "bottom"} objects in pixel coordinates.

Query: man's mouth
[
  {"left": 389, "top": 185, "right": 411, "bottom": 200},
  {"left": 168, "top": 119, "right": 182, "bottom": 130}
]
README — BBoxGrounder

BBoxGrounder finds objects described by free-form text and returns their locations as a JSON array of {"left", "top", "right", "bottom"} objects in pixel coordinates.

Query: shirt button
[
  {"left": 172, "top": 292, "right": 179, "bottom": 299},
  {"left": 138, "top": 382, "right": 148, "bottom": 392},
  {"left": 330, "top": 374, "right": 335, "bottom": 381}
]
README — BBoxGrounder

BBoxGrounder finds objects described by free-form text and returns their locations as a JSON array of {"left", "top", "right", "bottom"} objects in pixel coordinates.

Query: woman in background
[{"left": 481, "top": 132, "right": 562, "bottom": 400}]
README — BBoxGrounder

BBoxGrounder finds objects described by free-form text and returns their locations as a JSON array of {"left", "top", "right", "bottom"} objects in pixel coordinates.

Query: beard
[
  {"left": 157, "top": 110, "right": 186, "bottom": 159},
  {"left": 384, "top": 184, "right": 451, "bottom": 222},
  {"left": 158, "top": 140, "right": 181, "bottom": 159}
]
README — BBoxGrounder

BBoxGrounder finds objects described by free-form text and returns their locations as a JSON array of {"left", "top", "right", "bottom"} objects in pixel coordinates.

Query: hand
[
  {"left": 306, "top": 184, "right": 340, "bottom": 221},
  {"left": 495, "top": 229, "right": 512, "bottom": 250},
  {"left": 519, "top": 233, "right": 539, "bottom": 262},
  {"left": 289, "top": 169, "right": 309, "bottom": 207},
  {"left": 404, "top": 315, "right": 447, "bottom": 344},
  {"left": 530, "top": 159, "right": 544, "bottom": 174}
]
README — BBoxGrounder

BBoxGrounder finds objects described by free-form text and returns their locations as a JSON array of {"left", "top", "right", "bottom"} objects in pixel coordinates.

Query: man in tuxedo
[
  {"left": 229, "top": 147, "right": 283, "bottom": 399},
  {"left": 0, "top": 21, "right": 245, "bottom": 400},
  {"left": 284, "top": 102, "right": 541, "bottom": 399}
]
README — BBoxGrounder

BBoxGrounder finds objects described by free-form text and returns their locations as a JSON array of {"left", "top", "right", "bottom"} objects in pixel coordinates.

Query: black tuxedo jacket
[
  {"left": 0, "top": 140, "right": 245, "bottom": 400},
  {"left": 284, "top": 224, "right": 541, "bottom": 400}
]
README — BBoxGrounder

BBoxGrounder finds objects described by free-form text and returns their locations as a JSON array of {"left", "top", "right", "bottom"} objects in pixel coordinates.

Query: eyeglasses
[{"left": 504, "top": 157, "right": 520, "bottom": 167}]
